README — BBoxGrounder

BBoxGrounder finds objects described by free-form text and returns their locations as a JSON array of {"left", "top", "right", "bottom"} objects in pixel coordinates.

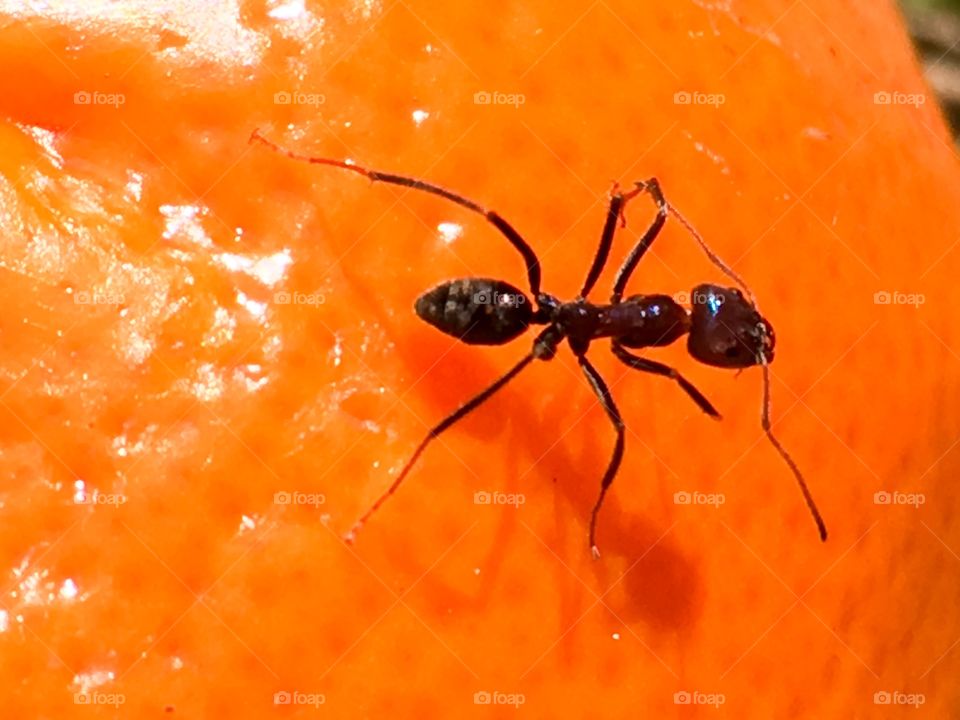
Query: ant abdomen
[{"left": 415, "top": 278, "right": 533, "bottom": 346}]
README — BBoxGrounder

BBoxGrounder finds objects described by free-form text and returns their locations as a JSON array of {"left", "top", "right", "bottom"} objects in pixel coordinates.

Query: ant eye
[{"left": 725, "top": 346, "right": 740, "bottom": 358}]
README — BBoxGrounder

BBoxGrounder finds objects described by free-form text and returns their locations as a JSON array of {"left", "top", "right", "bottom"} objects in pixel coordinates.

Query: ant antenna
[
  {"left": 623, "top": 180, "right": 755, "bottom": 305},
  {"left": 250, "top": 128, "right": 373, "bottom": 181},
  {"left": 660, "top": 193, "right": 757, "bottom": 306},
  {"left": 645, "top": 182, "right": 827, "bottom": 541},
  {"left": 758, "top": 348, "right": 827, "bottom": 541}
]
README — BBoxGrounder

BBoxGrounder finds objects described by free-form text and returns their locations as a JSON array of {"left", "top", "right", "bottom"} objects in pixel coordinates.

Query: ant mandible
[{"left": 250, "top": 129, "right": 827, "bottom": 558}]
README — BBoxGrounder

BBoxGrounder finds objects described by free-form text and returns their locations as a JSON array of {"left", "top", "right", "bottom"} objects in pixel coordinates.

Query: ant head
[{"left": 687, "top": 284, "right": 774, "bottom": 368}]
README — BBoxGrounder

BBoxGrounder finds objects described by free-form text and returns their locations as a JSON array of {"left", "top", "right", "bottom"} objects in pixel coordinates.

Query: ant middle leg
[
  {"left": 612, "top": 342, "right": 721, "bottom": 419},
  {"left": 578, "top": 354, "right": 625, "bottom": 559},
  {"left": 250, "top": 129, "right": 543, "bottom": 297}
]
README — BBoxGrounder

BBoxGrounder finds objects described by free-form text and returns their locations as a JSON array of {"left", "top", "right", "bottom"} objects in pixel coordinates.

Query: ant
[{"left": 250, "top": 129, "right": 827, "bottom": 558}]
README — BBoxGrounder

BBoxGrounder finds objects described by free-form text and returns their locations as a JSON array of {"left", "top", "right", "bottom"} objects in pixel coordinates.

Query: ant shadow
[{"left": 381, "top": 326, "right": 704, "bottom": 636}]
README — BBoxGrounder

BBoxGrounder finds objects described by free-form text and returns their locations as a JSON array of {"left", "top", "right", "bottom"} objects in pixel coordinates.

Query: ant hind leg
[
  {"left": 578, "top": 354, "right": 625, "bottom": 559},
  {"left": 249, "top": 129, "right": 543, "bottom": 297}
]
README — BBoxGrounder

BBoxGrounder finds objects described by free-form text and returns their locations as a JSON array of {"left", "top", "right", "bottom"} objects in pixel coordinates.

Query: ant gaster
[{"left": 251, "top": 129, "right": 828, "bottom": 558}]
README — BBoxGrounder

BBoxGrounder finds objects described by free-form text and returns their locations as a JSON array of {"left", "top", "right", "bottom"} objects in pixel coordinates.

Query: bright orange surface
[{"left": 2, "top": 1, "right": 959, "bottom": 717}]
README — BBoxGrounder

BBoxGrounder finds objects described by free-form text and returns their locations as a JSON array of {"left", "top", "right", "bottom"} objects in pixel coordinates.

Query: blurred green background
[
  {"left": 901, "top": 0, "right": 960, "bottom": 139},
  {"left": 905, "top": 0, "right": 960, "bottom": 10}
]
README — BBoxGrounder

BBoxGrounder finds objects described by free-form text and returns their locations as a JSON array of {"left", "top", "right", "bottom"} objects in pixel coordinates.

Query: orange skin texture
[{"left": 1, "top": 1, "right": 959, "bottom": 717}]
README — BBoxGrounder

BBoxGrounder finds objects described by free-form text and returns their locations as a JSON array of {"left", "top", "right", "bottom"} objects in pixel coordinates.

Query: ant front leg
[
  {"left": 610, "top": 178, "right": 668, "bottom": 304},
  {"left": 612, "top": 343, "right": 721, "bottom": 419},
  {"left": 579, "top": 183, "right": 626, "bottom": 300},
  {"left": 578, "top": 354, "right": 625, "bottom": 559}
]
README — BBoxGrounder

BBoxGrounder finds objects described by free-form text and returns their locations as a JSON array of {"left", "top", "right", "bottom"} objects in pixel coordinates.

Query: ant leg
[
  {"left": 250, "top": 129, "right": 542, "bottom": 297},
  {"left": 345, "top": 324, "right": 561, "bottom": 543},
  {"left": 612, "top": 342, "right": 721, "bottom": 419},
  {"left": 345, "top": 353, "right": 534, "bottom": 542},
  {"left": 610, "top": 178, "right": 667, "bottom": 304},
  {"left": 579, "top": 183, "right": 625, "bottom": 300},
  {"left": 578, "top": 354, "right": 625, "bottom": 559}
]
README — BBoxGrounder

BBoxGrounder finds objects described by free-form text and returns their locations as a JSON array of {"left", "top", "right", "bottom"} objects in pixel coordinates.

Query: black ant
[{"left": 250, "top": 129, "right": 827, "bottom": 558}]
